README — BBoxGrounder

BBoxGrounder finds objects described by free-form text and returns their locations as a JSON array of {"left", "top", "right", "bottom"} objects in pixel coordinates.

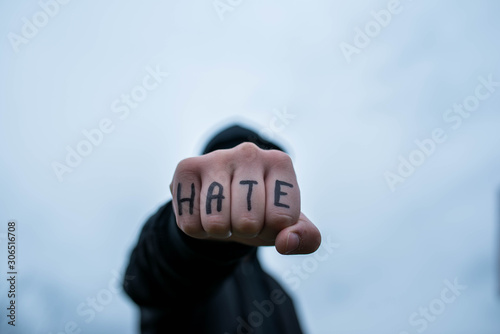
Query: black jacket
[{"left": 123, "top": 125, "right": 304, "bottom": 334}]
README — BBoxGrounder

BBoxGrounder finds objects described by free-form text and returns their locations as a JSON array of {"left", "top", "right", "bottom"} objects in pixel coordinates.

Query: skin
[{"left": 170, "top": 142, "right": 321, "bottom": 255}]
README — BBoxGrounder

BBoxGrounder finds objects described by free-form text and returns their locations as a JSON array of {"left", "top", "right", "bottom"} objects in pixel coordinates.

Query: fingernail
[{"left": 286, "top": 232, "right": 300, "bottom": 254}]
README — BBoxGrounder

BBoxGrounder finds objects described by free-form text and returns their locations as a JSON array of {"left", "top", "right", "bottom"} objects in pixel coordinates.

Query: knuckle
[
  {"left": 203, "top": 216, "right": 229, "bottom": 236},
  {"left": 266, "top": 150, "right": 293, "bottom": 168},
  {"left": 234, "top": 216, "right": 262, "bottom": 236},
  {"left": 236, "top": 142, "right": 260, "bottom": 154},
  {"left": 175, "top": 157, "right": 200, "bottom": 178},
  {"left": 270, "top": 212, "right": 297, "bottom": 229},
  {"left": 179, "top": 220, "right": 204, "bottom": 237},
  {"left": 232, "top": 142, "right": 261, "bottom": 164}
]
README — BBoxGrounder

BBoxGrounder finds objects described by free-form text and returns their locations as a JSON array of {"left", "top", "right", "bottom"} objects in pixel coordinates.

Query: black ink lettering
[
  {"left": 177, "top": 182, "right": 195, "bottom": 216},
  {"left": 240, "top": 180, "right": 258, "bottom": 211},
  {"left": 274, "top": 180, "right": 293, "bottom": 208},
  {"left": 206, "top": 181, "right": 225, "bottom": 214}
]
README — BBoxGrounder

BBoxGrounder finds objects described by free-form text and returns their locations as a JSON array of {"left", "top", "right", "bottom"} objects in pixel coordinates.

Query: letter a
[{"left": 206, "top": 181, "right": 225, "bottom": 214}]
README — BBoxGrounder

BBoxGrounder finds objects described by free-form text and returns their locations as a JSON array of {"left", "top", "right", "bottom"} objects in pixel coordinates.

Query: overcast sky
[{"left": 1, "top": 1, "right": 500, "bottom": 333}]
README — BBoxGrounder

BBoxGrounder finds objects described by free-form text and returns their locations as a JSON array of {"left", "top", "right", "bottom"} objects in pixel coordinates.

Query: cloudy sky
[{"left": 1, "top": 0, "right": 500, "bottom": 333}]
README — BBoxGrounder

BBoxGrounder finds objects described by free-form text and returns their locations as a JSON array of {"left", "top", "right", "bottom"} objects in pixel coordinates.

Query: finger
[
  {"left": 199, "top": 161, "right": 232, "bottom": 238},
  {"left": 275, "top": 212, "right": 321, "bottom": 255},
  {"left": 171, "top": 157, "right": 204, "bottom": 238},
  {"left": 260, "top": 150, "right": 300, "bottom": 241},
  {"left": 231, "top": 158, "right": 265, "bottom": 238}
]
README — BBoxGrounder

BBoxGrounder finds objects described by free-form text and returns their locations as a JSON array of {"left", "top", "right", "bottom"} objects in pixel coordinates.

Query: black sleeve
[
  {"left": 123, "top": 201, "right": 256, "bottom": 308},
  {"left": 123, "top": 124, "right": 285, "bottom": 308}
]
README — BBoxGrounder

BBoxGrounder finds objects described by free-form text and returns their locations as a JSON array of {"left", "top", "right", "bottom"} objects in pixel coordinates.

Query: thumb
[{"left": 275, "top": 212, "right": 321, "bottom": 255}]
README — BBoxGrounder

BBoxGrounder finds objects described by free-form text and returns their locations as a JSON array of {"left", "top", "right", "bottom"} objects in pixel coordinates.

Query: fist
[{"left": 170, "top": 142, "right": 321, "bottom": 255}]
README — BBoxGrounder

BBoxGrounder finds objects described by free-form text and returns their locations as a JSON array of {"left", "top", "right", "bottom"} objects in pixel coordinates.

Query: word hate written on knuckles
[{"left": 176, "top": 180, "right": 293, "bottom": 215}]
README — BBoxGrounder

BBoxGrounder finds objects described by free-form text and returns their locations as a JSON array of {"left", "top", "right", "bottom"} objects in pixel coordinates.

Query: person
[{"left": 123, "top": 124, "right": 321, "bottom": 333}]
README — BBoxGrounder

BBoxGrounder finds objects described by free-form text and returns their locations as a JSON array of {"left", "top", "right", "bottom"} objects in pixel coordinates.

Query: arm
[
  {"left": 123, "top": 141, "right": 321, "bottom": 308},
  {"left": 123, "top": 201, "right": 256, "bottom": 307}
]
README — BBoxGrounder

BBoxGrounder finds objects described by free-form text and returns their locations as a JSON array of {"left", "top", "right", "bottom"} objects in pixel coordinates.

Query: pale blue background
[{"left": 1, "top": 1, "right": 500, "bottom": 333}]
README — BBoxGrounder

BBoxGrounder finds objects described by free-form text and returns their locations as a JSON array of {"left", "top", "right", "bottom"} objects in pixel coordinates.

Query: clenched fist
[{"left": 169, "top": 142, "right": 321, "bottom": 255}]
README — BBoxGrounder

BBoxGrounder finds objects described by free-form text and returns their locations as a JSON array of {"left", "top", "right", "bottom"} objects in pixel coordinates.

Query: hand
[{"left": 169, "top": 142, "right": 321, "bottom": 255}]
